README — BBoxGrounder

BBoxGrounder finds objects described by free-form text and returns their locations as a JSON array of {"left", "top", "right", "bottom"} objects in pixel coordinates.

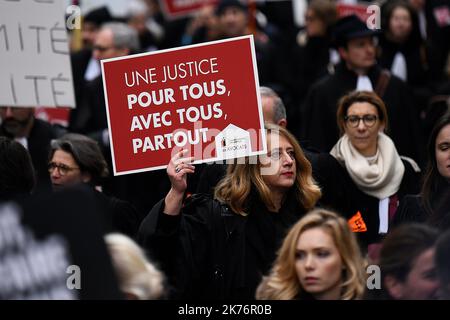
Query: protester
[
  {"left": 379, "top": 0, "right": 431, "bottom": 110},
  {"left": 394, "top": 111, "right": 450, "bottom": 228},
  {"left": 138, "top": 123, "right": 321, "bottom": 299},
  {"left": 291, "top": 0, "right": 338, "bottom": 106},
  {"left": 260, "top": 86, "right": 288, "bottom": 127},
  {"left": 0, "top": 106, "right": 57, "bottom": 191},
  {"left": 366, "top": 223, "right": 439, "bottom": 300},
  {"left": 80, "top": 6, "right": 114, "bottom": 49},
  {"left": 0, "top": 137, "right": 36, "bottom": 202},
  {"left": 71, "top": 6, "right": 114, "bottom": 110},
  {"left": 256, "top": 209, "right": 365, "bottom": 300},
  {"left": 181, "top": 4, "right": 220, "bottom": 45},
  {"left": 69, "top": 22, "right": 140, "bottom": 148},
  {"left": 407, "top": 0, "right": 450, "bottom": 89},
  {"left": 49, "top": 133, "right": 139, "bottom": 237},
  {"left": 314, "top": 91, "right": 420, "bottom": 253},
  {"left": 126, "top": 0, "right": 159, "bottom": 52},
  {"left": 215, "top": 0, "right": 288, "bottom": 101},
  {"left": 301, "top": 14, "right": 422, "bottom": 165},
  {"left": 435, "top": 229, "right": 450, "bottom": 299},
  {"left": 194, "top": 86, "right": 290, "bottom": 195}
]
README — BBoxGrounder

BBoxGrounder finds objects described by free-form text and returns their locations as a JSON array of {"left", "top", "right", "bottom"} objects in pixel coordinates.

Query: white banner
[{"left": 0, "top": 0, "right": 75, "bottom": 108}]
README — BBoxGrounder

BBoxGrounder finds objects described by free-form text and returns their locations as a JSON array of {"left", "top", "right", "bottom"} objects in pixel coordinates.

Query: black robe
[
  {"left": 314, "top": 153, "right": 420, "bottom": 250},
  {"left": 393, "top": 182, "right": 450, "bottom": 230},
  {"left": 378, "top": 36, "right": 431, "bottom": 109}
]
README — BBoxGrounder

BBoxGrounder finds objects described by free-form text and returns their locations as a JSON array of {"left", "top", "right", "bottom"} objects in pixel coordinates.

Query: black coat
[
  {"left": 138, "top": 190, "right": 308, "bottom": 299},
  {"left": 392, "top": 194, "right": 427, "bottom": 226},
  {"left": 301, "top": 63, "right": 423, "bottom": 165},
  {"left": 0, "top": 118, "right": 56, "bottom": 192},
  {"left": 378, "top": 36, "right": 432, "bottom": 109},
  {"left": 69, "top": 75, "right": 107, "bottom": 136},
  {"left": 425, "top": 0, "right": 450, "bottom": 86},
  {"left": 70, "top": 49, "right": 92, "bottom": 110},
  {"left": 94, "top": 190, "right": 140, "bottom": 238},
  {"left": 291, "top": 34, "right": 332, "bottom": 104},
  {"left": 393, "top": 183, "right": 450, "bottom": 229},
  {"left": 314, "top": 153, "right": 420, "bottom": 250}
]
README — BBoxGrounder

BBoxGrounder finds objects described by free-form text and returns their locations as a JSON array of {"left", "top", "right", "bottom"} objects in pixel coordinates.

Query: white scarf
[{"left": 330, "top": 133, "right": 405, "bottom": 199}]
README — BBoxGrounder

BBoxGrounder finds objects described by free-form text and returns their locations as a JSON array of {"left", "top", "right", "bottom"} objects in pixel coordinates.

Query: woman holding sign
[{"left": 138, "top": 123, "right": 321, "bottom": 299}]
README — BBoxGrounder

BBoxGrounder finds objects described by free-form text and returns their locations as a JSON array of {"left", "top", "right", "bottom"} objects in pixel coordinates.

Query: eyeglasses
[
  {"left": 344, "top": 114, "right": 378, "bottom": 128},
  {"left": 268, "top": 149, "right": 295, "bottom": 161},
  {"left": 48, "top": 162, "right": 80, "bottom": 176}
]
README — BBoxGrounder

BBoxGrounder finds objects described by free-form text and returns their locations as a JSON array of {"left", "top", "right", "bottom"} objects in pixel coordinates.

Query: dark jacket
[
  {"left": 393, "top": 183, "right": 450, "bottom": 229},
  {"left": 0, "top": 118, "right": 56, "bottom": 192},
  {"left": 291, "top": 34, "right": 332, "bottom": 105},
  {"left": 392, "top": 194, "right": 427, "bottom": 225},
  {"left": 301, "top": 63, "right": 423, "bottom": 165},
  {"left": 70, "top": 48, "right": 92, "bottom": 110},
  {"left": 94, "top": 190, "right": 140, "bottom": 238},
  {"left": 378, "top": 35, "right": 431, "bottom": 109},
  {"left": 69, "top": 75, "right": 107, "bottom": 136},
  {"left": 138, "top": 190, "right": 308, "bottom": 299},
  {"left": 314, "top": 153, "right": 420, "bottom": 250}
]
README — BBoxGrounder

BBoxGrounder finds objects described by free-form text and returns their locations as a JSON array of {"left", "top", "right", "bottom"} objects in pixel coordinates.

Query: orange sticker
[{"left": 348, "top": 211, "right": 367, "bottom": 232}]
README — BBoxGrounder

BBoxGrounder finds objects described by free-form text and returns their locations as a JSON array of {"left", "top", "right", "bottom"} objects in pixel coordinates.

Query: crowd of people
[{"left": 1, "top": 0, "right": 449, "bottom": 300}]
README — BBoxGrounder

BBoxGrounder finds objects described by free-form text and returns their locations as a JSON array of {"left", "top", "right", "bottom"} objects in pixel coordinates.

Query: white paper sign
[{"left": 0, "top": 0, "right": 75, "bottom": 108}]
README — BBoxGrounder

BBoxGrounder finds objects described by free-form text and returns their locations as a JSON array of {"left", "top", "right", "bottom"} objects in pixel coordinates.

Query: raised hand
[{"left": 164, "top": 149, "right": 195, "bottom": 215}]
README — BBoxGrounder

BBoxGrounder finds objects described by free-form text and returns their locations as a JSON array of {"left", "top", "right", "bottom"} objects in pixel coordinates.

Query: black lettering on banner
[
  {"left": 18, "top": 23, "right": 24, "bottom": 51},
  {"left": 50, "top": 22, "right": 68, "bottom": 55},
  {"left": 10, "top": 74, "right": 17, "bottom": 104},
  {"left": 28, "top": 25, "right": 46, "bottom": 54},
  {"left": 0, "top": 24, "right": 9, "bottom": 51},
  {"left": 25, "top": 75, "right": 47, "bottom": 105},
  {"left": 51, "top": 73, "right": 69, "bottom": 106}
]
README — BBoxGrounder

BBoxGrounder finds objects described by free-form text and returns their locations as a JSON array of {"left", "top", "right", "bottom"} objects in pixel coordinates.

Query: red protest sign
[
  {"left": 160, "top": 0, "right": 219, "bottom": 19},
  {"left": 101, "top": 35, "right": 266, "bottom": 176},
  {"left": 337, "top": 3, "right": 370, "bottom": 22}
]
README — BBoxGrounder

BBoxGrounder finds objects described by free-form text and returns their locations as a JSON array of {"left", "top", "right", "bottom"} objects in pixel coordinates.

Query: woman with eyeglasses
[
  {"left": 314, "top": 91, "right": 420, "bottom": 257},
  {"left": 138, "top": 123, "right": 322, "bottom": 299},
  {"left": 48, "top": 133, "right": 139, "bottom": 237}
]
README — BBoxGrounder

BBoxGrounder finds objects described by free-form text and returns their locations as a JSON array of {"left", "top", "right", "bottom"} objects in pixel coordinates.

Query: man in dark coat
[
  {"left": 300, "top": 15, "right": 423, "bottom": 165},
  {"left": 70, "top": 22, "right": 140, "bottom": 141},
  {"left": 69, "top": 6, "right": 114, "bottom": 115}
]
